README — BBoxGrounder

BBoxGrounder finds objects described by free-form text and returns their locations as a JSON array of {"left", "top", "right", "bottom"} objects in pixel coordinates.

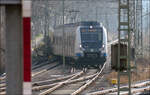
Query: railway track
[
  {"left": 87, "top": 80, "right": 150, "bottom": 95},
  {"left": 0, "top": 75, "right": 6, "bottom": 81},
  {"left": 70, "top": 62, "right": 107, "bottom": 95},
  {"left": 0, "top": 61, "right": 108, "bottom": 95},
  {"left": 32, "top": 71, "right": 84, "bottom": 86},
  {"left": 32, "top": 62, "right": 107, "bottom": 95},
  {"left": 1, "top": 62, "right": 150, "bottom": 95},
  {"left": 32, "top": 62, "right": 61, "bottom": 78},
  {"left": 32, "top": 61, "right": 51, "bottom": 70},
  {"left": 32, "top": 70, "right": 97, "bottom": 90},
  {"left": 0, "top": 76, "right": 6, "bottom": 92},
  {"left": 39, "top": 70, "right": 85, "bottom": 95},
  {"left": 116, "top": 85, "right": 150, "bottom": 95},
  {"left": 32, "top": 56, "right": 58, "bottom": 70},
  {"left": 0, "top": 61, "right": 61, "bottom": 94},
  {"left": 0, "top": 60, "right": 59, "bottom": 82}
]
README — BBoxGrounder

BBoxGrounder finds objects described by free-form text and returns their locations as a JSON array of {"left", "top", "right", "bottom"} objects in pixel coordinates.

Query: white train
[{"left": 50, "top": 21, "right": 107, "bottom": 68}]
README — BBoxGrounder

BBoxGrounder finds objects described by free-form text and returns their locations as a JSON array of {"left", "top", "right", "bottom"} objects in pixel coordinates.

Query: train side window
[
  {"left": 52, "top": 37, "right": 54, "bottom": 44},
  {"left": 56, "top": 37, "right": 58, "bottom": 44},
  {"left": 54, "top": 37, "right": 56, "bottom": 44}
]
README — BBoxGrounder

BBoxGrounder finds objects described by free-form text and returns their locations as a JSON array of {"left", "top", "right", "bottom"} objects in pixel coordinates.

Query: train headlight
[
  {"left": 80, "top": 45, "right": 82, "bottom": 48},
  {"left": 102, "top": 44, "right": 105, "bottom": 48},
  {"left": 79, "top": 45, "right": 85, "bottom": 51},
  {"left": 90, "top": 26, "right": 93, "bottom": 28}
]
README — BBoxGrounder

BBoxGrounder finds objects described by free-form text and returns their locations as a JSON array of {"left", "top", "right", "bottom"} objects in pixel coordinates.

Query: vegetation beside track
[{"left": 106, "top": 58, "right": 150, "bottom": 85}]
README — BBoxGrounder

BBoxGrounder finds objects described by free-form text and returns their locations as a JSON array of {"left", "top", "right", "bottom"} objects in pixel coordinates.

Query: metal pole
[
  {"left": 87, "top": 0, "right": 89, "bottom": 21},
  {"left": 149, "top": 0, "right": 150, "bottom": 58},
  {"left": 44, "top": 0, "right": 49, "bottom": 56},
  {"left": 0, "top": 6, "right": 6, "bottom": 75},
  {"left": 5, "top": 5, "right": 23, "bottom": 94},
  {"left": 127, "top": 0, "right": 131, "bottom": 94},
  {"left": 44, "top": 0, "right": 48, "bottom": 44},
  {"left": 136, "top": 0, "right": 141, "bottom": 56},
  {"left": 105, "top": 12, "right": 109, "bottom": 40},
  {"left": 117, "top": 0, "right": 121, "bottom": 94},
  {"left": 147, "top": 2, "right": 149, "bottom": 57},
  {"left": 96, "top": 7, "right": 97, "bottom": 21},
  {"left": 62, "top": 0, "right": 65, "bottom": 68},
  {"left": 134, "top": 0, "right": 137, "bottom": 68},
  {"left": 118, "top": 0, "right": 131, "bottom": 94},
  {"left": 141, "top": 0, "right": 143, "bottom": 57}
]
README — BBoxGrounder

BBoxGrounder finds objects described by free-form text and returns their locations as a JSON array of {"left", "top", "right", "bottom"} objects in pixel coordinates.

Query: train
[{"left": 49, "top": 21, "right": 108, "bottom": 68}]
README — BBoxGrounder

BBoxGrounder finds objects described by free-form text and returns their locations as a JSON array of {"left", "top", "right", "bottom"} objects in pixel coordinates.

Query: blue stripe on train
[
  {"left": 104, "top": 53, "right": 107, "bottom": 57},
  {"left": 76, "top": 53, "right": 81, "bottom": 57}
]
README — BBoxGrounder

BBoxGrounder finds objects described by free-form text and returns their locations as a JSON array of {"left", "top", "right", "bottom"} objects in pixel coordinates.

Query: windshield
[{"left": 80, "top": 27, "right": 103, "bottom": 48}]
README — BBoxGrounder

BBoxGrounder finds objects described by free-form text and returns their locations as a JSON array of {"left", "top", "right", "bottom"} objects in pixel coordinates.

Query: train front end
[{"left": 75, "top": 22, "right": 107, "bottom": 67}]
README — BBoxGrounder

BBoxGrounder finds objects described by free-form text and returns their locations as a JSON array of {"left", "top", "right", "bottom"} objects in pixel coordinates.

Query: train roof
[
  {"left": 79, "top": 21, "right": 100, "bottom": 26},
  {"left": 54, "top": 21, "right": 101, "bottom": 29}
]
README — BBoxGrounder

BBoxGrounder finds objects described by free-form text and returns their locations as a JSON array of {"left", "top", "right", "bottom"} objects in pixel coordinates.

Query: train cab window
[{"left": 80, "top": 28, "right": 102, "bottom": 42}]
